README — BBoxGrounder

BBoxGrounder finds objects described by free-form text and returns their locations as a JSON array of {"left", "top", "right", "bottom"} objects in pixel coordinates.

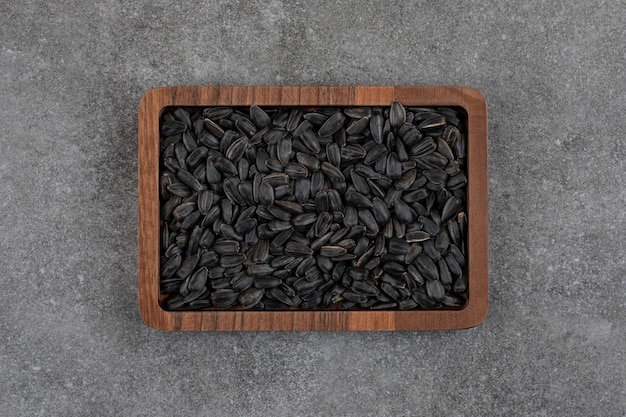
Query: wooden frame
[{"left": 138, "top": 86, "right": 488, "bottom": 331}]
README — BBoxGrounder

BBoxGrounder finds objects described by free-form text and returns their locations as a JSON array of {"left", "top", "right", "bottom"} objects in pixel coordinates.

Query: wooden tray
[{"left": 138, "top": 86, "right": 488, "bottom": 331}]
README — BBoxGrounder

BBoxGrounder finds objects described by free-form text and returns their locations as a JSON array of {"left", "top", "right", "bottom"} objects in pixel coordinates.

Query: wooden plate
[{"left": 138, "top": 86, "right": 488, "bottom": 331}]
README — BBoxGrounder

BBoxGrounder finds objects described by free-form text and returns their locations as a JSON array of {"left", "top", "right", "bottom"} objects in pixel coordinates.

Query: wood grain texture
[{"left": 138, "top": 86, "right": 488, "bottom": 331}]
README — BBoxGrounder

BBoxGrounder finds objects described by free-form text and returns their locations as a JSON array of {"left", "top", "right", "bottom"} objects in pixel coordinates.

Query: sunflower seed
[
  {"left": 271, "top": 228, "right": 294, "bottom": 249},
  {"left": 161, "top": 120, "right": 187, "bottom": 136},
  {"left": 320, "top": 245, "right": 347, "bottom": 257},
  {"left": 395, "top": 169, "right": 416, "bottom": 190},
  {"left": 293, "top": 152, "right": 320, "bottom": 171},
  {"left": 345, "top": 116, "right": 370, "bottom": 135},
  {"left": 393, "top": 198, "right": 414, "bottom": 224},
  {"left": 211, "top": 239, "right": 240, "bottom": 255},
  {"left": 252, "top": 276, "right": 281, "bottom": 289},
  {"left": 318, "top": 111, "right": 345, "bottom": 136},
  {"left": 449, "top": 244, "right": 466, "bottom": 267},
  {"left": 212, "top": 156, "right": 237, "bottom": 176},
  {"left": 402, "top": 188, "right": 429, "bottom": 203},
  {"left": 246, "top": 105, "right": 270, "bottom": 128},
  {"left": 268, "top": 219, "right": 292, "bottom": 232},
  {"left": 426, "top": 279, "right": 445, "bottom": 300},
  {"left": 390, "top": 101, "right": 406, "bottom": 127},
  {"left": 294, "top": 277, "right": 323, "bottom": 295},
  {"left": 407, "top": 264, "right": 425, "bottom": 286},
  {"left": 276, "top": 136, "right": 292, "bottom": 167},
  {"left": 416, "top": 254, "right": 439, "bottom": 281},
  {"left": 438, "top": 258, "right": 452, "bottom": 285},
  {"left": 419, "top": 115, "right": 446, "bottom": 130},
  {"left": 264, "top": 156, "right": 284, "bottom": 174},
  {"left": 380, "top": 282, "right": 402, "bottom": 301},
  {"left": 314, "top": 212, "right": 333, "bottom": 237},
  {"left": 161, "top": 254, "right": 182, "bottom": 279},
  {"left": 418, "top": 216, "right": 439, "bottom": 236},
  {"left": 351, "top": 280, "right": 379, "bottom": 296},
  {"left": 294, "top": 178, "right": 311, "bottom": 204},
  {"left": 358, "top": 209, "right": 379, "bottom": 235},
  {"left": 452, "top": 273, "right": 468, "bottom": 293},
  {"left": 285, "top": 241, "right": 313, "bottom": 256},
  {"left": 345, "top": 190, "right": 373, "bottom": 209},
  {"left": 243, "top": 262, "right": 275, "bottom": 277},
  {"left": 301, "top": 128, "right": 321, "bottom": 153},
  {"left": 435, "top": 229, "right": 450, "bottom": 251},
  {"left": 386, "top": 153, "right": 403, "bottom": 178},
  {"left": 172, "top": 201, "right": 196, "bottom": 220},
  {"left": 176, "top": 169, "right": 204, "bottom": 192},
  {"left": 188, "top": 267, "right": 208, "bottom": 292},
  {"left": 365, "top": 113, "right": 382, "bottom": 145},
  {"left": 405, "top": 230, "right": 430, "bottom": 243},
  {"left": 209, "top": 289, "right": 238, "bottom": 308},
  {"left": 364, "top": 144, "right": 387, "bottom": 165},
  {"left": 422, "top": 239, "right": 441, "bottom": 261},
  {"left": 321, "top": 161, "right": 345, "bottom": 182},
  {"left": 186, "top": 146, "right": 208, "bottom": 168},
  {"left": 167, "top": 183, "right": 192, "bottom": 198},
  {"left": 411, "top": 137, "right": 436, "bottom": 157},
  {"left": 175, "top": 254, "right": 200, "bottom": 279},
  {"left": 388, "top": 238, "right": 410, "bottom": 255},
  {"left": 219, "top": 254, "right": 246, "bottom": 268},
  {"left": 444, "top": 253, "right": 463, "bottom": 277},
  {"left": 258, "top": 182, "right": 275, "bottom": 206},
  {"left": 261, "top": 173, "right": 287, "bottom": 188},
  {"left": 224, "top": 136, "right": 247, "bottom": 162},
  {"left": 285, "top": 162, "right": 308, "bottom": 179},
  {"left": 423, "top": 168, "right": 447, "bottom": 185}
]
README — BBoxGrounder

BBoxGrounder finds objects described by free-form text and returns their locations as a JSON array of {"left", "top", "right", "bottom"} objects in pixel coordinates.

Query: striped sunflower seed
[
  {"left": 318, "top": 111, "right": 346, "bottom": 136},
  {"left": 320, "top": 245, "right": 347, "bottom": 257},
  {"left": 321, "top": 161, "right": 345, "bottom": 182}
]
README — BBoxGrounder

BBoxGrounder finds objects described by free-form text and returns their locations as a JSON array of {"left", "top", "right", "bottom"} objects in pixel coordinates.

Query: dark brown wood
[{"left": 138, "top": 86, "right": 488, "bottom": 331}]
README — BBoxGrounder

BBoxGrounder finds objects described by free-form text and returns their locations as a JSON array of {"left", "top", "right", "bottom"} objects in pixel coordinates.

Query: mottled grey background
[{"left": 1, "top": 0, "right": 624, "bottom": 416}]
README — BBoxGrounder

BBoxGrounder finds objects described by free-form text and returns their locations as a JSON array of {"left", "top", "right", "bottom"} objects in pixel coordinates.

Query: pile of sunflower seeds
[{"left": 159, "top": 102, "right": 468, "bottom": 310}]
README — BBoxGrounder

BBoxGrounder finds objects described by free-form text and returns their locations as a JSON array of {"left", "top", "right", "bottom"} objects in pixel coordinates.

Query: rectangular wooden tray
[{"left": 138, "top": 86, "right": 488, "bottom": 331}]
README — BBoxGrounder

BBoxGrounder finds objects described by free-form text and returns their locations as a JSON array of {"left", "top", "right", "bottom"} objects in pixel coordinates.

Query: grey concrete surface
[{"left": 1, "top": 0, "right": 624, "bottom": 415}]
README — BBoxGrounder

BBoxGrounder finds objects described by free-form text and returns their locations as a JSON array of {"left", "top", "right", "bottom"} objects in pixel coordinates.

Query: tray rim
[{"left": 138, "top": 86, "right": 488, "bottom": 331}]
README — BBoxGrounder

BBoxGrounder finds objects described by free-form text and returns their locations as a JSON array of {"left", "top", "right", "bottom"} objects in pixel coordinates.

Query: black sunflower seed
[
  {"left": 390, "top": 102, "right": 406, "bottom": 127},
  {"left": 320, "top": 245, "right": 347, "bottom": 257},
  {"left": 416, "top": 254, "right": 439, "bottom": 281},
  {"left": 301, "top": 128, "right": 321, "bottom": 153},
  {"left": 214, "top": 156, "right": 238, "bottom": 176},
  {"left": 285, "top": 241, "right": 314, "bottom": 256},
  {"left": 167, "top": 183, "right": 192, "bottom": 198},
  {"left": 369, "top": 113, "right": 384, "bottom": 144},
  {"left": 327, "top": 143, "right": 341, "bottom": 167},
  {"left": 318, "top": 111, "right": 346, "bottom": 136},
  {"left": 285, "top": 162, "right": 308, "bottom": 179},
  {"left": 364, "top": 144, "right": 387, "bottom": 165},
  {"left": 225, "top": 136, "right": 249, "bottom": 162},
  {"left": 219, "top": 254, "right": 246, "bottom": 268},
  {"left": 277, "top": 136, "right": 292, "bottom": 166},
  {"left": 258, "top": 182, "right": 275, "bottom": 206},
  {"left": 345, "top": 190, "right": 373, "bottom": 209},
  {"left": 345, "top": 117, "right": 369, "bottom": 135},
  {"left": 249, "top": 105, "right": 271, "bottom": 128},
  {"left": 210, "top": 289, "right": 239, "bottom": 308},
  {"left": 405, "top": 230, "right": 430, "bottom": 243},
  {"left": 161, "top": 253, "right": 182, "bottom": 279},
  {"left": 176, "top": 169, "right": 204, "bottom": 192},
  {"left": 295, "top": 178, "right": 311, "bottom": 204},
  {"left": 321, "top": 161, "right": 345, "bottom": 182}
]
